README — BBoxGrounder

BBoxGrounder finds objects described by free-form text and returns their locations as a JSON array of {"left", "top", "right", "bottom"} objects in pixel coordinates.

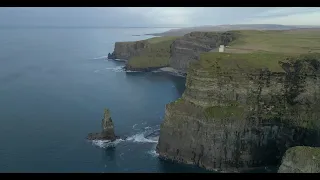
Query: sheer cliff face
[
  {"left": 112, "top": 41, "right": 150, "bottom": 60},
  {"left": 169, "top": 32, "right": 236, "bottom": 73},
  {"left": 157, "top": 53, "right": 320, "bottom": 172}
]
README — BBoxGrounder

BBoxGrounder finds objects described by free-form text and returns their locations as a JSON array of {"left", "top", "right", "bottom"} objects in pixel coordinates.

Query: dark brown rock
[{"left": 87, "top": 108, "right": 117, "bottom": 141}]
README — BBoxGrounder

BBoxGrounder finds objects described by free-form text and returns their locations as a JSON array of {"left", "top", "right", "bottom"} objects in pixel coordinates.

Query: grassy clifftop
[
  {"left": 196, "top": 52, "right": 292, "bottom": 72},
  {"left": 193, "top": 52, "right": 320, "bottom": 73},
  {"left": 126, "top": 36, "right": 179, "bottom": 69},
  {"left": 226, "top": 30, "right": 320, "bottom": 54},
  {"left": 120, "top": 29, "right": 320, "bottom": 71}
]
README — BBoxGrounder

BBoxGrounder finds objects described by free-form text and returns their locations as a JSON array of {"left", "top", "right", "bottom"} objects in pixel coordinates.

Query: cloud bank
[{"left": 0, "top": 7, "right": 319, "bottom": 27}]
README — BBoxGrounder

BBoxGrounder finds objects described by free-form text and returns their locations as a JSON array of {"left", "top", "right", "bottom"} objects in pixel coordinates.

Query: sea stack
[
  {"left": 107, "top": 52, "right": 116, "bottom": 60},
  {"left": 87, "top": 108, "right": 117, "bottom": 141}
]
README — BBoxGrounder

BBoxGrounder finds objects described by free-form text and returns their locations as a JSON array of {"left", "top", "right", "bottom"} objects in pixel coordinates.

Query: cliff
[
  {"left": 156, "top": 52, "right": 320, "bottom": 172},
  {"left": 109, "top": 29, "right": 320, "bottom": 73},
  {"left": 278, "top": 146, "right": 320, "bottom": 173},
  {"left": 108, "top": 41, "right": 150, "bottom": 60},
  {"left": 87, "top": 108, "right": 117, "bottom": 141},
  {"left": 108, "top": 36, "right": 178, "bottom": 71},
  {"left": 108, "top": 32, "right": 237, "bottom": 72},
  {"left": 169, "top": 31, "right": 236, "bottom": 72}
]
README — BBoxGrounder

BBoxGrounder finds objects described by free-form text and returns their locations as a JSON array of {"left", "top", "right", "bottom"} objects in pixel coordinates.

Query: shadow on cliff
[{"left": 125, "top": 71, "right": 186, "bottom": 95}]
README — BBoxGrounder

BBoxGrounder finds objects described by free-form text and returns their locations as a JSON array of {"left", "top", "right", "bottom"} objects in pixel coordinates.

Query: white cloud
[
  {"left": 246, "top": 8, "right": 320, "bottom": 25},
  {"left": 0, "top": 7, "right": 319, "bottom": 27},
  {"left": 126, "top": 7, "right": 202, "bottom": 26},
  {"left": 123, "top": 7, "right": 320, "bottom": 26}
]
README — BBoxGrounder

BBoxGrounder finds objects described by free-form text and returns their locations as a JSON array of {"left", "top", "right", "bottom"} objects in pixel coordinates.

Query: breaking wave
[
  {"left": 148, "top": 149, "right": 159, "bottom": 157},
  {"left": 126, "top": 133, "right": 158, "bottom": 143},
  {"left": 91, "top": 138, "right": 124, "bottom": 148},
  {"left": 125, "top": 70, "right": 141, "bottom": 73},
  {"left": 105, "top": 66, "right": 125, "bottom": 72},
  {"left": 92, "top": 56, "right": 109, "bottom": 60},
  {"left": 90, "top": 126, "right": 160, "bottom": 149}
]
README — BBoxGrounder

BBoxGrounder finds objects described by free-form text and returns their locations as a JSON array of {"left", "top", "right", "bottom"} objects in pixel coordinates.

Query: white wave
[
  {"left": 114, "top": 59, "right": 127, "bottom": 62},
  {"left": 148, "top": 149, "right": 159, "bottom": 157},
  {"left": 105, "top": 66, "right": 125, "bottom": 72},
  {"left": 92, "top": 56, "right": 109, "bottom": 60},
  {"left": 125, "top": 70, "right": 141, "bottom": 73},
  {"left": 91, "top": 138, "right": 124, "bottom": 148},
  {"left": 126, "top": 132, "right": 158, "bottom": 143},
  {"left": 132, "top": 124, "right": 138, "bottom": 129},
  {"left": 94, "top": 70, "right": 100, "bottom": 73},
  {"left": 144, "top": 126, "right": 152, "bottom": 130}
]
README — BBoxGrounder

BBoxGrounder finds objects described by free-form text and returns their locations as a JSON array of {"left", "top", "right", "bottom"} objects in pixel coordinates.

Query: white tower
[{"left": 219, "top": 45, "right": 225, "bottom": 52}]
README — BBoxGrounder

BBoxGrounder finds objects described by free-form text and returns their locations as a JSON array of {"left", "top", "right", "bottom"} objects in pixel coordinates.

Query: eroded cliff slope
[
  {"left": 169, "top": 31, "right": 236, "bottom": 72},
  {"left": 156, "top": 52, "right": 320, "bottom": 172},
  {"left": 278, "top": 146, "right": 320, "bottom": 173}
]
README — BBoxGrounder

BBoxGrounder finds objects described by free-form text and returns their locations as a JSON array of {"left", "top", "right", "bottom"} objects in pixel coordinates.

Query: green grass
[
  {"left": 285, "top": 146, "right": 320, "bottom": 161},
  {"left": 126, "top": 36, "right": 179, "bottom": 69},
  {"left": 193, "top": 51, "right": 320, "bottom": 74},
  {"left": 126, "top": 29, "right": 320, "bottom": 69},
  {"left": 226, "top": 30, "right": 320, "bottom": 54},
  {"left": 194, "top": 52, "right": 296, "bottom": 73}
]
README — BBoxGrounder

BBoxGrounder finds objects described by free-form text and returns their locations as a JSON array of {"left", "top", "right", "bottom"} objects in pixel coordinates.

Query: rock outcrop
[
  {"left": 169, "top": 31, "right": 236, "bottom": 73},
  {"left": 87, "top": 108, "right": 117, "bottom": 141},
  {"left": 109, "top": 36, "right": 177, "bottom": 72},
  {"left": 156, "top": 53, "right": 320, "bottom": 172},
  {"left": 108, "top": 41, "right": 150, "bottom": 60},
  {"left": 278, "top": 146, "right": 320, "bottom": 173},
  {"left": 107, "top": 52, "right": 116, "bottom": 60}
]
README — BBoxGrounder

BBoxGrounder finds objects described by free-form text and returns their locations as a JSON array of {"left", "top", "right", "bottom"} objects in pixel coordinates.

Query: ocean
[{"left": 0, "top": 27, "right": 211, "bottom": 173}]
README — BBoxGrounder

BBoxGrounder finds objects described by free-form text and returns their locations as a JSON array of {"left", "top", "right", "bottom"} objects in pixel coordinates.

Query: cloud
[
  {"left": 0, "top": 7, "right": 319, "bottom": 27},
  {"left": 252, "top": 7, "right": 320, "bottom": 18},
  {"left": 244, "top": 8, "right": 320, "bottom": 25}
]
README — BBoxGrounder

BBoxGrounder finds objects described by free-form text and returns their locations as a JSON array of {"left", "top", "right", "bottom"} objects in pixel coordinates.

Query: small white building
[{"left": 219, "top": 45, "right": 225, "bottom": 52}]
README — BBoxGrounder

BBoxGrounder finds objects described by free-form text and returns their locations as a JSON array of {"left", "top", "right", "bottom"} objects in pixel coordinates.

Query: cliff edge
[
  {"left": 108, "top": 36, "right": 178, "bottom": 71},
  {"left": 156, "top": 52, "right": 320, "bottom": 172},
  {"left": 108, "top": 32, "right": 236, "bottom": 72},
  {"left": 278, "top": 146, "right": 320, "bottom": 173},
  {"left": 169, "top": 31, "right": 236, "bottom": 73}
]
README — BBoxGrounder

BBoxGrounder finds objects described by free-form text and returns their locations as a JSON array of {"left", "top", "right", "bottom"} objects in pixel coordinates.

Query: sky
[{"left": 0, "top": 7, "right": 319, "bottom": 27}]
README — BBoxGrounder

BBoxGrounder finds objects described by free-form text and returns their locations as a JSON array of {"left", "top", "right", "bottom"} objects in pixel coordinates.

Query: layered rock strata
[
  {"left": 169, "top": 31, "right": 236, "bottom": 73},
  {"left": 156, "top": 53, "right": 320, "bottom": 172}
]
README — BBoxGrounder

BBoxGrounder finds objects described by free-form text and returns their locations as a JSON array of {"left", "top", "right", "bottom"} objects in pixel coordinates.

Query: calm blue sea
[{"left": 0, "top": 27, "right": 213, "bottom": 173}]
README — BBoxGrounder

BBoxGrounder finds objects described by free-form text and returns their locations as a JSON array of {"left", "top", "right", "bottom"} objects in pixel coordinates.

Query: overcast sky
[{"left": 0, "top": 7, "right": 319, "bottom": 27}]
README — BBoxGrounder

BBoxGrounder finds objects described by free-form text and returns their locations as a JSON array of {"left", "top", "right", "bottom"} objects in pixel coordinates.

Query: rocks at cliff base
[
  {"left": 87, "top": 108, "right": 117, "bottom": 141},
  {"left": 107, "top": 52, "right": 116, "bottom": 60},
  {"left": 278, "top": 146, "right": 320, "bottom": 173}
]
